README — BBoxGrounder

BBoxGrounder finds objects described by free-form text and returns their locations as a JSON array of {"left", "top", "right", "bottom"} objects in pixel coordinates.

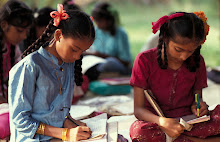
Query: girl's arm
[
  {"left": 134, "top": 86, "right": 184, "bottom": 138},
  {"left": 191, "top": 90, "right": 209, "bottom": 117}
]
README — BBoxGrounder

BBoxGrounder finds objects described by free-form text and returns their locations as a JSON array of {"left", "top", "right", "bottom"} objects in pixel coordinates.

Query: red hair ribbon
[
  {"left": 152, "top": 13, "right": 184, "bottom": 34},
  {"left": 50, "top": 4, "right": 69, "bottom": 27},
  {"left": 90, "top": 16, "right": 94, "bottom": 23}
]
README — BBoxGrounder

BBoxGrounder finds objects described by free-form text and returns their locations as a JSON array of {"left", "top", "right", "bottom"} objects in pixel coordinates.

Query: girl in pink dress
[
  {"left": 0, "top": 0, "right": 33, "bottom": 139},
  {"left": 129, "top": 12, "right": 220, "bottom": 142}
]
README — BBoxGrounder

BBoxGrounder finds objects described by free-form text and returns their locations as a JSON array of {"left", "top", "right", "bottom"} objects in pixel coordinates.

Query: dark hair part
[
  {"left": 22, "top": 10, "right": 95, "bottom": 86},
  {"left": 157, "top": 12, "right": 205, "bottom": 72},
  {"left": 91, "top": 2, "right": 120, "bottom": 35},
  {"left": 0, "top": 0, "right": 33, "bottom": 98}
]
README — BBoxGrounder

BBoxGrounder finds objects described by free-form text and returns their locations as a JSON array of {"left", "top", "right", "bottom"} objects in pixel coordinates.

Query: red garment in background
[{"left": 72, "top": 75, "right": 89, "bottom": 104}]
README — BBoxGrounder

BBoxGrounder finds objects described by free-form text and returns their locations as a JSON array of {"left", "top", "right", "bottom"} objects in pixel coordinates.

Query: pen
[
  {"left": 66, "top": 115, "right": 79, "bottom": 126},
  {"left": 195, "top": 94, "right": 200, "bottom": 117}
]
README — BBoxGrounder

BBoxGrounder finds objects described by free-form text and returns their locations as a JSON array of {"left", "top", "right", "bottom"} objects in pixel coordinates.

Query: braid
[
  {"left": 163, "top": 43, "right": 168, "bottom": 68},
  {"left": 0, "top": 43, "right": 4, "bottom": 98},
  {"left": 22, "top": 20, "right": 57, "bottom": 58},
  {"left": 185, "top": 46, "right": 201, "bottom": 72},
  {"left": 157, "top": 36, "right": 164, "bottom": 68},
  {"left": 74, "top": 55, "right": 83, "bottom": 86},
  {"left": 0, "top": 27, "right": 5, "bottom": 98},
  {"left": 157, "top": 24, "right": 168, "bottom": 69},
  {"left": 10, "top": 45, "right": 15, "bottom": 67}
]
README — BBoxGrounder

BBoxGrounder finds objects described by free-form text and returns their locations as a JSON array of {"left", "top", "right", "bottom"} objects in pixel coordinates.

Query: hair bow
[
  {"left": 50, "top": 4, "right": 69, "bottom": 27},
  {"left": 152, "top": 13, "right": 184, "bottom": 34},
  {"left": 90, "top": 16, "right": 94, "bottom": 23}
]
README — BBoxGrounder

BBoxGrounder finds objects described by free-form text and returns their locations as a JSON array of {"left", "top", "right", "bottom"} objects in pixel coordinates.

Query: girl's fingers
[
  {"left": 78, "top": 126, "right": 91, "bottom": 132},
  {"left": 78, "top": 131, "right": 91, "bottom": 139}
]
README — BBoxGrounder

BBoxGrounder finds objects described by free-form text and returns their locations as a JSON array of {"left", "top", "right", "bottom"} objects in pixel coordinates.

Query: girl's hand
[
  {"left": 63, "top": 118, "right": 87, "bottom": 129},
  {"left": 67, "top": 126, "right": 92, "bottom": 142},
  {"left": 74, "top": 119, "right": 87, "bottom": 126},
  {"left": 191, "top": 101, "right": 209, "bottom": 117},
  {"left": 159, "top": 117, "right": 185, "bottom": 138}
]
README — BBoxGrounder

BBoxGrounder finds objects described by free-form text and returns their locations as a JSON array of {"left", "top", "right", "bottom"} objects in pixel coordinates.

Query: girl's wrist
[
  {"left": 62, "top": 128, "right": 69, "bottom": 141},
  {"left": 36, "top": 122, "right": 46, "bottom": 135}
]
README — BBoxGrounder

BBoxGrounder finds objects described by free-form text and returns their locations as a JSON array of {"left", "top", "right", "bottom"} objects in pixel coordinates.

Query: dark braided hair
[
  {"left": 91, "top": 2, "right": 120, "bottom": 36},
  {"left": 157, "top": 12, "right": 205, "bottom": 72},
  {"left": 22, "top": 10, "right": 95, "bottom": 86},
  {"left": 0, "top": 0, "right": 33, "bottom": 98}
]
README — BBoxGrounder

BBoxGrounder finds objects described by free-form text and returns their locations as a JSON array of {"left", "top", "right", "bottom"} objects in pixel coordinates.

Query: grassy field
[{"left": 22, "top": 0, "right": 220, "bottom": 67}]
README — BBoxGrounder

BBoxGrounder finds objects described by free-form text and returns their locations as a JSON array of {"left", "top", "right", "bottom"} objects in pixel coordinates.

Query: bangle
[
  {"left": 62, "top": 128, "right": 68, "bottom": 141},
  {"left": 36, "top": 122, "right": 46, "bottom": 135}
]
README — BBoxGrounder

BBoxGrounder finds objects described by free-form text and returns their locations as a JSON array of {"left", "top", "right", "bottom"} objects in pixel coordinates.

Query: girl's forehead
[{"left": 170, "top": 36, "right": 198, "bottom": 45}]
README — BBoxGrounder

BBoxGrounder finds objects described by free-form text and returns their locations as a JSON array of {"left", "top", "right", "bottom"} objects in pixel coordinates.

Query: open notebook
[{"left": 76, "top": 113, "right": 118, "bottom": 142}]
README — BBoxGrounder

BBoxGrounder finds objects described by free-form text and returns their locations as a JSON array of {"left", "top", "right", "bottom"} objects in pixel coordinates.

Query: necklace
[{"left": 49, "top": 53, "right": 63, "bottom": 94}]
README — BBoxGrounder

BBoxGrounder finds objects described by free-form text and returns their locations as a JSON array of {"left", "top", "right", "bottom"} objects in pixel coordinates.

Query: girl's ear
[
  {"left": 0, "top": 21, "right": 8, "bottom": 32},
  {"left": 54, "top": 29, "right": 63, "bottom": 42}
]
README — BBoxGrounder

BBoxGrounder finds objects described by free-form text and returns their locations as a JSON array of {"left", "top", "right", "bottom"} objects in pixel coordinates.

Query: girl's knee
[{"left": 130, "top": 120, "right": 165, "bottom": 142}]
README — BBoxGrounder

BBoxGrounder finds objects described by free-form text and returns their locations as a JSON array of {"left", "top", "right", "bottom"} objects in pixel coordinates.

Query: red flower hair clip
[
  {"left": 152, "top": 13, "right": 184, "bottom": 34},
  {"left": 50, "top": 4, "right": 69, "bottom": 27}
]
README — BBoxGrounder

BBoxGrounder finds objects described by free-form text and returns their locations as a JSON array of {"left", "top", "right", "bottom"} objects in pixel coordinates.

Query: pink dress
[
  {"left": 0, "top": 42, "right": 21, "bottom": 98},
  {"left": 129, "top": 48, "right": 220, "bottom": 141},
  {"left": 0, "top": 42, "right": 21, "bottom": 139}
]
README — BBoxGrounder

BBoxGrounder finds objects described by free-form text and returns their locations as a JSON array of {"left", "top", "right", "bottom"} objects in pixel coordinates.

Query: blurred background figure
[
  {"left": 140, "top": 32, "right": 159, "bottom": 52},
  {"left": 63, "top": 0, "right": 81, "bottom": 11},
  {"left": 84, "top": 2, "right": 132, "bottom": 81},
  {"left": 21, "top": 7, "right": 54, "bottom": 52},
  {"left": 0, "top": 0, "right": 33, "bottom": 139}
]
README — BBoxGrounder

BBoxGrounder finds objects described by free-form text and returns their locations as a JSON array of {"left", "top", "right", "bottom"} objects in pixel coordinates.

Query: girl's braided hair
[
  {"left": 0, "top": 0, "right": 33, "bottom": 98},
  {"left": 157, "top": 12, "right": 205, "bottom": 72},
  {"left": 22, "top": 10, "right": 95, "bottom": 86}
]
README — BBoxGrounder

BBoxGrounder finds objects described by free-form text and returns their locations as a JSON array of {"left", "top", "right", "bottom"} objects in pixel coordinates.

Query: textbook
[
  {"left": 82, "top": 55, "right": 106, "bottom": 74},
  {"left": 144, "top": 90, "right": 210, "bottom": 124}
]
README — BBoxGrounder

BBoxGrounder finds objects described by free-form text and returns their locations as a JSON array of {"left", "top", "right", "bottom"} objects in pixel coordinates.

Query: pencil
[
  {"left": 195, "top": 94, "right": 200, "bottom": 117},
  {"left": 66, "top": 116, "right": 79, "bottom": 126}
]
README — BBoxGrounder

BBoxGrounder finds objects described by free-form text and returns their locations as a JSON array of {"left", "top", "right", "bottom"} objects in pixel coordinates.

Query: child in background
[
  {"left": 0, "top": 0, "right": 33, "bottom": 139},
  {"left": 21, "top": 7, "right": 54, "bottom": 52},
  {"left": 8, "top": 4, "right": 95, "bottom": 142},
  {"left": 62, "top": 0, "right": 81, "bottom": 11},
  {"left": 84, "top": 2, "right": 132, "bottom": 81},
  {"left": 130, "top": 12, "right": 220, "bottom": 142}
]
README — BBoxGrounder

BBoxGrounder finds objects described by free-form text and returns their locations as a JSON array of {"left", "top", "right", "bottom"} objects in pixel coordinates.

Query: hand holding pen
[
  {"left": 63, "top": 115, "right": 92, "bottom": 141},
  {"left": 64, "top": 115, "right": 87, "bottom": 128},
  {"left": 191, "top": 94, "right": 209, "bottom": 117}
]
